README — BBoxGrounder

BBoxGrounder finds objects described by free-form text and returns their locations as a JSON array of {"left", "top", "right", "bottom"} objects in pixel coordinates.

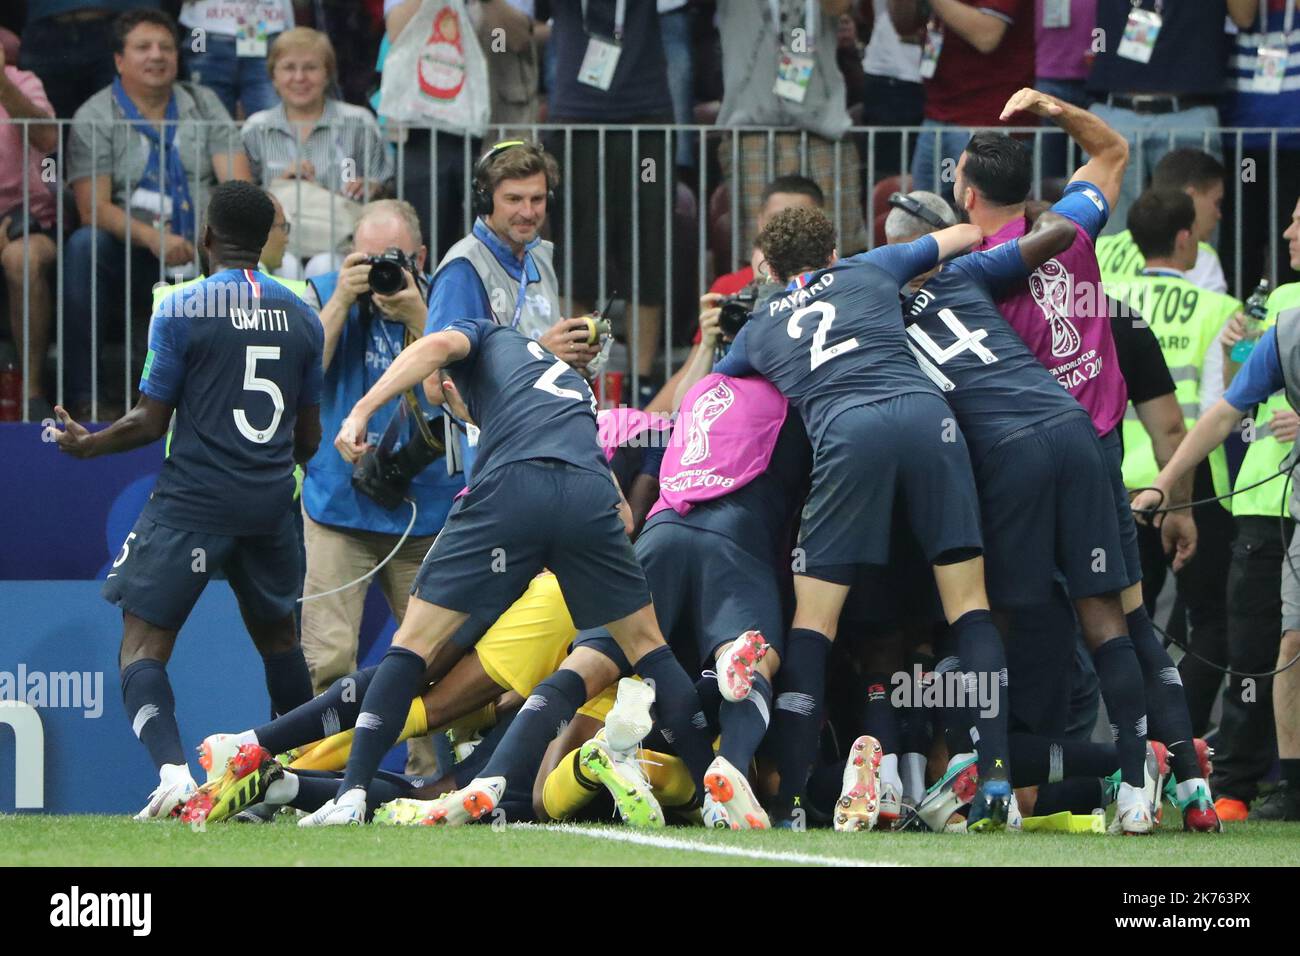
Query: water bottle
[
  {"left": 0, "top": 361, "right": 20, "bottom": 422},
  {"left": 1231, "top": 279, "right": 1271, "bottom": 363}
]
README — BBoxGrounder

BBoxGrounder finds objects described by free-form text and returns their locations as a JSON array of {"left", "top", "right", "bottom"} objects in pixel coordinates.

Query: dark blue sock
[
  {"left": 339, "top": 648, "right": 426, "bottom": 795},
  {"left": 255, "top": 665, "right": 377, "bottom": 755},
  {"left": 634, "top": 645, "right": 714, "bottom": 784},
  {"left": 719, "top": 672, "right": 772, "bottom": 770},
  {"left": 121, "top": 659, "right": 185, "bottom": 770},
  {"left": 694, "top": 675, "right": 724, "bottom": 736},
  {"left": 1034, "top": 777, "right": 1107, "bottom": 816},
  {"left": 859, "top": 671, "right": 900, "bottom": 753},
  {"left": 288, "top": 768, "right": 413, "bottom": 816},
  {"left": 806, "top": 758, "right": 848, "bottom": 817},
  {"left": 481, "top": 669, "right": 586, "bottom": 782},
  {"left": 1126, "top": 607, "right": 1200, "bottom": 782},
  {"left": 770, "top": 628, "right": 832, "bottom": 816},
  {"left": 934, "top": 649, "right": 976, "bottom": 757},
  {"left": 1090, "top": 635, "right": 1148, "bottom": 786},
  {"left": 950, "top": 609, "right": 1010, "bottom": 781},
  {"left": 453, "top": 710, "right": 515, "bottom": 788},
  {"left": 261, "top": 645, "right": 314, "bottom": 718},
  {"left": 1008, "top": 733, "right": 1118, "bottom": 786}
]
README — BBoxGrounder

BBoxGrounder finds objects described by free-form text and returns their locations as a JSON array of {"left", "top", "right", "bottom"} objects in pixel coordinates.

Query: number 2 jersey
[
  {"left": 140, "top": 269, "right": 324, "bottom": 535},
  {"left": 441, "top": 318, "right": 608, "bottom": 486},
  {"left": 903, "top": 244, "right": 1087, "bottom": 466},
  {"left": 713, "top": 235, "right": 946, "bottom": 442}
]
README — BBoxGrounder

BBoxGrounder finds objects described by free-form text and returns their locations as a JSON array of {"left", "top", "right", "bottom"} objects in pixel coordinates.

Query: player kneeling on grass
[{"left": 299, "top": 316, "right": 712, "bottom": 826}]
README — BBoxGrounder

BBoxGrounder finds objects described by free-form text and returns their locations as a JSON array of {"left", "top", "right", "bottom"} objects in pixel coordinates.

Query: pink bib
[
  {"left": 649, "top": 374, "right": 788, "bottom": 518},
  {"left": 597, "top": 407, "right": 674, "bottom": 462}
]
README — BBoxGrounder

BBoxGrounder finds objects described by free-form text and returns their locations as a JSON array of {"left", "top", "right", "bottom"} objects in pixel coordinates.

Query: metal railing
[{"left": 1, "top": 118, "right": 1297, "bottom": 422}]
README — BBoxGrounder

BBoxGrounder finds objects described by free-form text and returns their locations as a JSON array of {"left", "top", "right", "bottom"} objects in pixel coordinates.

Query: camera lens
[
  {"left": 717, "top": 301, "right": 751, "bottom": 339},
  {"left": 368, "top": 259, "right": 406, "bottom": 296}
]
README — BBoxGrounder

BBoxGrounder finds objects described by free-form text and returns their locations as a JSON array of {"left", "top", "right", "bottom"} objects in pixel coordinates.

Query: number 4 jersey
[
  {"left": 441, "top": 318, "right": 608, "bottom": 487},
  {"left": 713, "top": 235, "right": 946, "bottom": 443},
  {"left": 141, "top": 269, "right": 324, "bottom": 535},
  {"left": 903, "top": 245, "right": 1086, "bottom": 467}
]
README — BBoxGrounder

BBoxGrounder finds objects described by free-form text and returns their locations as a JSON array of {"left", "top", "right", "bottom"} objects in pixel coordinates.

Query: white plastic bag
[{"left": 378, "top": 0, "right": 490, "bottom": 137}]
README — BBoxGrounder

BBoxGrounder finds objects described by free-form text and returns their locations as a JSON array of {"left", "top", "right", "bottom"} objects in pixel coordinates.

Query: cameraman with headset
[
  {"left": 299, "top": 199, "right": 465, "bottom": 762},
  {"left": 428, "top": 141, "right": 602, "bottom": 376}
]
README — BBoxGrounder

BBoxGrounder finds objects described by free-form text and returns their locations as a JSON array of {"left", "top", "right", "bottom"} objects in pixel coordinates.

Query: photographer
[
  {"left": 299, "top": 199, "right": 465, "bottom": 733},
  {"left": 427, "top": 141, "right": 603, "bottom": 375}
]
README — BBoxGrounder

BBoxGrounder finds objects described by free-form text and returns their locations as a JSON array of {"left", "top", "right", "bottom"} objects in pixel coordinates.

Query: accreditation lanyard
[
  {"left": 770, "top": 0, "right": 818, "bottom": 102},
  {"left": 1255, "top": 0, "right": 1297, "bottom": 94},
  {"left": 1117, "top": 0, "right": 1165, "bottom": 63},
  {"left": 510, "top": 256, "right": 531, "bottom": 330},
  {"left": 767, "top": 0, "right": 818, "bottom": 51},
  {"left": 577, "top": 0, "right": 627, "bottom": 89},
  {"left": 580, "top": 0, "right": 626, "bottom": 41}
]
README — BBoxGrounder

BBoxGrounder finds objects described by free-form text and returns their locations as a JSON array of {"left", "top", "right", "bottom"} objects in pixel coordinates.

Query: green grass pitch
[{"left": 4, "top": 816, "right": 1299, "bottom": 867}]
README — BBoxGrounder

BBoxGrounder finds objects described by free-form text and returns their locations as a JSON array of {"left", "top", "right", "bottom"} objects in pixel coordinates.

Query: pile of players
[
  {"left": 58, "top": 87, "right": 1216, "bottom": 837},
  {"left": 164, "top": 87, "right": 1225, "bottom": 838}
]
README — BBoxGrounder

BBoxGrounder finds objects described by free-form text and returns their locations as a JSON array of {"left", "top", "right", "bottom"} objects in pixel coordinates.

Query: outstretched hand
[
  {"left": 52, "top": 405, "right": 93, "bottom": 458},
  {"left": 1000, "top": 87, "right": 1064, "bottom": 122}
]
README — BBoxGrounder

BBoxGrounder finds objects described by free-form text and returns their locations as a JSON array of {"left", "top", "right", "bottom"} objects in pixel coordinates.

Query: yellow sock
[
  {"left": 288, "top": 698, "right": 428, "bottom": 772},
  {"left": 643, "top": 750, "right": 696, "bottom": 808},
  {"left": 435, "top": 702, "right": 496, "bottom": 741},
  {"left": 542, "top": 747, "right": 603, "bottom": 821}
]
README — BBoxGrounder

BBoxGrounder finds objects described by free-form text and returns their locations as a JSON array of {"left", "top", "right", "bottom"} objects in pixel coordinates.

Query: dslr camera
[
  {"left": 351, "top": 396, "right": 447, "bottom": 510},
  {"left": 364, "top": 247, "right": 425, "bottom": 297}
]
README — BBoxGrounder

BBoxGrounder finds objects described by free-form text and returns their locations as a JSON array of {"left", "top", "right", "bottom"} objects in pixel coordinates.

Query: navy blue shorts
[
  {"left": 572, "top": 517, "right": 786, "bottom": 676},
  {"left": 978, "top": 411, "right": 1131, "bottom": 608},
  {"left": 411, "top": 460, "right": 651, "bottom": 631},
  {"left": 102, "top": 508, "right": 301, "bottom": 630},
  {"left": 1098, "top": 427, "right": 1143, "bottom": 589},
  {"left": 799, "top": 393, "right": 984, "bottom": 582}
]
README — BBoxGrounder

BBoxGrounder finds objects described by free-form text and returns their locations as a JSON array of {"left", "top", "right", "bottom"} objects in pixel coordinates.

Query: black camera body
[
  {"left": 365, "top": 247, "right": 422, "bottom": 296},
  {"left": 351, "top": 412, "right": 447, "bottom": 511},
  {"left": 718, "top": 289, "right": 758, "bottom": 339}
]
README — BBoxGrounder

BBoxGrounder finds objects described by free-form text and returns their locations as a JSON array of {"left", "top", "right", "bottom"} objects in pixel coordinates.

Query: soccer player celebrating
[
  {"left": 53, "top": 181, "right": 324, "bottom": 819},
  {"left": 890, "top": 195, "right": 1162, "bottom": 834},
  {"left": 957, "top": 88, "right": 1218, "bottom": 831},
  {"left": 710, "top": 208, "right": 1018, "bottom": 830},
  {"left": 302, "top": 317, "right": 712, "bottom": 825}
]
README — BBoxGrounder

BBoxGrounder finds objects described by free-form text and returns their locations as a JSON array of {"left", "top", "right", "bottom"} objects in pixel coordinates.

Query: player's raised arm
[
  {"left": 848, "top": 223, "right": 982, "bottom": 285},
  {"left": 1000, "top": 87, "right": 1129, "bottom": 212},
  {"left": 336, "top": 328, "right": 473, "bottom": 462}
]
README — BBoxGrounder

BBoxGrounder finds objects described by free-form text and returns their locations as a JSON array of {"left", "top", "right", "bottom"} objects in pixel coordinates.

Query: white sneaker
[
  {"left": 703, "top": 755, "right": 770, "bottom": 829},
  {"left": 715, "top": 630, "right": 769, "bottom": 703},
  {"left": 834, "top": 735, "right": 883, "bottom": 832},
  {"left": 197, "top": 733, "right": 243, "bottom": 785},
  {"left": 603, "top": 678, "right": 656, "bottom": 753},
  {"left": 423, "top": 776, "right": 507, "bottom": 826},
  {"left": 1108, "top": 781, "right": 1154, "bottom": 835},
  {"left": 916, "top": 752, "right": 979, "bottom": 833},
  {"left": 1007, "top": 791, "right": 1023, "bottom": 832},
  {"left": 133, "top": 776, "right": 197, "bottom": 820},
  {"left": 299, "top": 787, "right": 366, "bottom": 827},
  {"left": 701, "top": 792, "right": 730, "bottom": 829}
]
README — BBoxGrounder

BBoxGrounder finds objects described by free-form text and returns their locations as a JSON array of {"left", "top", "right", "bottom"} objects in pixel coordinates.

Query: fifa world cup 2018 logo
[
  {"left": 1029, "top": 259, "right": 1082, "bottom": 358},
  {"left": 681, "top": 380, "right": 735, "bottom": 466}
]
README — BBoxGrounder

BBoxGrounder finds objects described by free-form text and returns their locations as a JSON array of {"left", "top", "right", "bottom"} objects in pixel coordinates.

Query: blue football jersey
[
  {"left": 714, "top": 237, "right": 944, "bottom": 442},
  {"left": 141, "top": 269, "right": 324, "bottom": 534},
  {"left": 442, "top": 318, "right": 607, "bottom": 484},
  {"left": 902, "top": 247, "right": 1083, "bottom": 465}
]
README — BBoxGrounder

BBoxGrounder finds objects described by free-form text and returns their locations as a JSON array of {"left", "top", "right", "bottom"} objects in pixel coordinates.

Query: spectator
[
  {"left": 19, "top": 1, "right": 156, "bottom": 119},
  {"left": 0, "top": 40, "right": 58, "bottom": 420},
  {"left": 889, "top": 0, "right": 1036, "bottom": 198},
  {"left": 63, "top": 8, "right": 250, "bottom": 420},
  {"left": 716, "top": 0, "right": 869, "bottom": 271},
  {"left": 659, "top": 0, "right": 696, "bottom": 175},
  {"left": 541, "top": 0, "right": 675, "bottom": 404},
  {"left": 1087, "top": 0, "right": 1256, "bottom": 234},
  {"left": 1034, "top": 0, "right": 1097, "bottom": 179},
  {"left": 471, "top": 1, "right": 546, "bottom": 134},
  {"left": 860, "top": 0, "right": 924, "bottom": 178},
  {"left": 179, "top": 1, "right": 296, "bottom": 118},
  {"left": 1220, "top": 0, "right": 1300, "bottom": 289},
  {"left": 242, "top": 27, "right": 394, "bottom": 277},
  {"left": 381, "top": 0, "right": 478, "bottom": 264}
]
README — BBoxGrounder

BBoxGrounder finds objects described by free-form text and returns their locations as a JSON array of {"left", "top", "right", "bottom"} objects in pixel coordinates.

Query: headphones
[
  {"left": 888, "top": 191, "right": 955, "bottom": 230},
  {"left": 471, "top": 140, "right": 556, "bottom": 218}
]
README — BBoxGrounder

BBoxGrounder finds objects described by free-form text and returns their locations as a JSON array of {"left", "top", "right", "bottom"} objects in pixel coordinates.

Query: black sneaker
[{"left": 1250, "top": 783, "right": 1300, "bottom": 821}]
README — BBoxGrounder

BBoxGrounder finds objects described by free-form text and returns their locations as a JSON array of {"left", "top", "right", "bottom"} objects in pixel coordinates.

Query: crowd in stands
[{"left": 0, "top": 0, "right": 1297, "bottom": 420}]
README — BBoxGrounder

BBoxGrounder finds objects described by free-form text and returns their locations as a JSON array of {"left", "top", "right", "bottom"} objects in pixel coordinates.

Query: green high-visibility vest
[
  {"left": 1095, "top": 229, "right": 1220, "bottom": 286},
  {"left": 153, "top": 273, "right": 312, "bottom": 499},
  {"left": 1105, "top": 271, "right": 1241, "bottom": 498},
  {"left": 1231, "top": 282, "right": 1300, "bottom": 518}
]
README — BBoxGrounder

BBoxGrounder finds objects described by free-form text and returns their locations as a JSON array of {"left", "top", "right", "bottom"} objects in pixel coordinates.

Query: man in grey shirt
[{"left": 63, "top": 8, "right": 250, "bottom": 419}]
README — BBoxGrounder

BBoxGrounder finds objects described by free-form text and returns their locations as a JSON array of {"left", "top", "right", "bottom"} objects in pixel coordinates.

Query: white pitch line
[{"left": 547, "top": 824, "right": 903, "bottom": 867}]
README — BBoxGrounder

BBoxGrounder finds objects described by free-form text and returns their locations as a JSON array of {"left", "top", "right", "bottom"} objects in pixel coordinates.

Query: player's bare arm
[
  {"left": 1131, "top": 398, "right": 1244, "bottom": 520},
  {"left": 999, "top": 87, "right": 1130, "bottom": 209},
  {"left": 336, "top": 329, "right": 472, "bottom": 462},
  {"left": 932, "top": 222, "right": 984, "bottom": 260},
  {"left": 52, "top": 395, "right": 174, "bottom": 459},
  {"left": 294, "top": 404, "right": 322, "bottom": 466},
  {"left": 1012, "top": 210, "right": 1078, "bottom": 272}
]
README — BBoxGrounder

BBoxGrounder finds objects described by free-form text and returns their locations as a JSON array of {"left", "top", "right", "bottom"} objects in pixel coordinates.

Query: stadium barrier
[{"left": 1, "top": 119, "right": 1297, "bottom": 423}]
